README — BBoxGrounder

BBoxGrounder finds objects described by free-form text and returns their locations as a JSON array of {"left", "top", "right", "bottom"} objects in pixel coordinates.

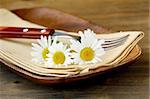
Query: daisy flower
[
  {"left": 46, "top": 42, "right": 73, "bottom": 67},
  {"left": 70, "top": 29, "right": 105, "bottom": 65},
  {"left": 31, "top": 35, "right": 57, "bottom": 64}
]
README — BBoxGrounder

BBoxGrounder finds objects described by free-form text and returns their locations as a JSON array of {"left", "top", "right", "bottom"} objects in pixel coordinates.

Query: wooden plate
[{"left": 0, "top": 7, "right": 142, "bottom": 85}]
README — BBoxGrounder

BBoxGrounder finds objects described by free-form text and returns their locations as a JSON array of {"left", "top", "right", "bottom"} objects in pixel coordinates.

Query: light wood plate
[{"left": 0, "top": 7, "right": 142, "bottom": 85}]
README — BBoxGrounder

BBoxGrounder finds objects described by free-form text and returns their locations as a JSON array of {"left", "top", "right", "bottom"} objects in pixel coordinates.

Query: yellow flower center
[
  {"left": 42, "top": 47, "right": 49, "bottom": 60},
  {"left": 80, "top": 47, "right": 94, "bottom": 61},
  {"left": 53, "top": 51, "right": 65, "bottom": 64}
]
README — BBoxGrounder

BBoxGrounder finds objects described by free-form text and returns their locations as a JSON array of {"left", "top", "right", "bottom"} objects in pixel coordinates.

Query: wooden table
[{"left": 0, "top": 0, "right": 149, "bottom": 99}]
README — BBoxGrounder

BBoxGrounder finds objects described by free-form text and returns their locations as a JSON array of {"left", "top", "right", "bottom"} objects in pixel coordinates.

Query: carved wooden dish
[{"left": 0, "top": 7, "right": 142, "bottom": 85}]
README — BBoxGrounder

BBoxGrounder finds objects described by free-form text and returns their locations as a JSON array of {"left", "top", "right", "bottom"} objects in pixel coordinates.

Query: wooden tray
[{"left": 0, "top": 7, "right": 142, "bottom": 85}]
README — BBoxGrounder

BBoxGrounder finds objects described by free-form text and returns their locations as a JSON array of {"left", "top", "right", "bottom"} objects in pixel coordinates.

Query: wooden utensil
[{"left": 0, "top": 26, "right": 55, "bottom": 39}]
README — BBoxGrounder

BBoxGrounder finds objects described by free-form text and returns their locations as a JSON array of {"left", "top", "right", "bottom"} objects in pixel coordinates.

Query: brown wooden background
[{"left": 0, "top": 0, "right": 149, "bottom": 99}]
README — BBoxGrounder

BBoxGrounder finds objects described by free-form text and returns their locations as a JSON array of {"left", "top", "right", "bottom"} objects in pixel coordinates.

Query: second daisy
[{"left": 46, "top": 41, "right": 73, "bottom": 67}]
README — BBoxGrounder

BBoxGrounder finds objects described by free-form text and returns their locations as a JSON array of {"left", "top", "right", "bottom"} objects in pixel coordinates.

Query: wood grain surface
[{"left": 0, "top": 0, "right": 149, "bottom": 99}]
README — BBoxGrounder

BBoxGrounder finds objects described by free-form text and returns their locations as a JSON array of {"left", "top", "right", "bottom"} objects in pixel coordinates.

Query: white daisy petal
[
  {"left": 93, "top": 40, "right": 104, "bottom": 50},
  {"left": 78, "top": 31, "right": 84, "bottom": 38},
  {"left": 91, "top": 39, "right": 98, "bottom": 49},
  {"left": 48, "top": 35, "right": 52, "bottom": 47},
  {"left": 37, "top": 39, "right": 45, "bottom": 48},
  {"left": 70, "top": 39, "right": 82, "bottom": 51},
  {"left": 43, "top": 36, "right": 48, "bottom": 47},
  {"left": 48, "top": 46, "right": 55, "bottom": 54},
  {"left": 52, "top": 36, "right": 58, "bottom": 45}
]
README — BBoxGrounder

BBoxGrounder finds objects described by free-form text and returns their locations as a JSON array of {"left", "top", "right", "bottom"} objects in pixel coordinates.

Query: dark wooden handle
[{"left": 0, "top": 26, "right": 55, "bottom": 39}]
